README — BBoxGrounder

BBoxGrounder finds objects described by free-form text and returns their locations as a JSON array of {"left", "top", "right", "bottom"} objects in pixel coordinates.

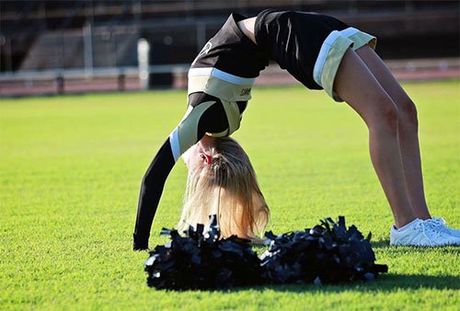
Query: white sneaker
[
  {"left": 390, "top": 218, "right": 460, "bottom": 246},
  {"left": 427, "top": 217, "right": 460, "bottom": 238}
]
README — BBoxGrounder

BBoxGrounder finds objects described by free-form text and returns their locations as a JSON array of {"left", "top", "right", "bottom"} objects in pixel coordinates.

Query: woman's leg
[
  {"left": 355, "top": 45, "right": 430, "bottom": 219},
  {"left": 333, "top": 48, "right": 416, "bottom": 228}
]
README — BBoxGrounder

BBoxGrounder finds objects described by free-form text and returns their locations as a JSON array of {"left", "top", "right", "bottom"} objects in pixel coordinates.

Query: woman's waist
[{"left": 188, "top": 67, "right": 256, "bottom": 102}]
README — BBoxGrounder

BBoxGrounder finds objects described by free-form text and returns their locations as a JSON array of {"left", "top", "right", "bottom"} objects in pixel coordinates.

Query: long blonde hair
[{"left": 178, "top": 137, "right": 269, "bottom": 239}]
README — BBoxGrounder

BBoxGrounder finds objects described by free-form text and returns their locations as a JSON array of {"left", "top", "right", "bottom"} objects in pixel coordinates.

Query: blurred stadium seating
[{"left": 0, "top": 0, "right": 459, "bottom": 96}]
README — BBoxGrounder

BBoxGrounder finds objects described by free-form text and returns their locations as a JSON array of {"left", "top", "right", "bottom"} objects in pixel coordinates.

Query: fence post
[
  {"left": 56, "top": 75, "right": 65, "bottom": 94},
  {"left": 118, "top": 70, "right": 126, "bottom": 91},
  {"left": 196, "top": 22, "right": 206, "bottom": 53},
  {"left": 137, "top": 38, "right": 150, "bottom": 90},
  {"left": 83, "top": 22, "right": 94, "bottom": 78}
]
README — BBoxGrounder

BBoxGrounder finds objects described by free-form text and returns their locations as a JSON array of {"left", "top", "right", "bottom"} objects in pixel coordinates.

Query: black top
[
  {"left": 133, "top": 93, "right": 230, "bottom": 250},
  {"left": 191, "top": 13, "right": 269, "bottom": 78},
  {"left": 133, "top": 13, "right": 268, "bottom": 250},
  {"left": 133, "top": 92, "right": 247, "bottom": 250}
]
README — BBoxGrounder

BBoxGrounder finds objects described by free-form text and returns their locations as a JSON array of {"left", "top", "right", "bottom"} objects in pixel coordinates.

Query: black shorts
[{"left": 255, "top": 10, "right": 376, "bottom": 101}]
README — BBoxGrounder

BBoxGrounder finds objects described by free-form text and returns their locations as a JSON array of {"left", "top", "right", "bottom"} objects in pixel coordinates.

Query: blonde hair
[{"left": 178, "top": 137, "right": 269, "bottom": 239}]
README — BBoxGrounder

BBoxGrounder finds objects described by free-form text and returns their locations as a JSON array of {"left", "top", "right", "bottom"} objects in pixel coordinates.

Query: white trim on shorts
[{"left": 313, "top": 27, "right": 360, "bottom": 87}]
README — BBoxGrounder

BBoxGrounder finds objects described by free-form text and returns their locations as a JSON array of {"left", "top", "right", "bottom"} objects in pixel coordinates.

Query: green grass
[{"left": 1, "top": 81, "right": 459, "bottom": 310}]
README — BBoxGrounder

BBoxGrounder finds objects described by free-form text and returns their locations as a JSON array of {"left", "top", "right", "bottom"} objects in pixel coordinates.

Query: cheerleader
[{"left": 133, "top": 10, "right": 460, "bottom": 250}]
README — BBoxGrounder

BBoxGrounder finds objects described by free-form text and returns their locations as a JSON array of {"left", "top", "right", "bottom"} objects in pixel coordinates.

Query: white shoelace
[
  {"left": 414, "top": 221, "right": 441, "bottom": 243},
  {"left": 424, "top": 218, "right": 449, "bottom": 234}
]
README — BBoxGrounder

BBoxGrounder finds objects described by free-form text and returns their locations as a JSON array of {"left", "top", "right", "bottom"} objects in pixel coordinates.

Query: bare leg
[
  {"left": 355, "top": 46, "right": 430, "bottom": 219},
  {"left": 334, "top": 48, "right": 417, "bottom": 228}
]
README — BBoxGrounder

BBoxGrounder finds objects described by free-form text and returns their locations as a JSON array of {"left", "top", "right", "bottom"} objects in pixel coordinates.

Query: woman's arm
[
  {"left": 133, "top": 94, "right": 230, "bottom": 250},
  {"left": 133, "top": 139, "right": 175, "bottom": 250}
]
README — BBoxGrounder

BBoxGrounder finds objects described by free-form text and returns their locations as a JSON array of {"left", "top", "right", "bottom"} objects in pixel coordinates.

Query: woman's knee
[
  {"left": 397, "top": 96, "right": 418, "bottom": 129},
  {"left": 368, "top": 95, "right": 400, "bottom": 135}
]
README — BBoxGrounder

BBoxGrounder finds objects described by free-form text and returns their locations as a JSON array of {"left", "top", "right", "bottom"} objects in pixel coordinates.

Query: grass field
[{"left": 1, "top": 80, "right": 459, "bottom": 310}]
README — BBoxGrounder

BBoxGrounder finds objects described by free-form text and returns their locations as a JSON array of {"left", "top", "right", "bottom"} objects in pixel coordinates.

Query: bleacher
[
  {"left": 0, "top": 0, "right": 458, "bottom": 96},
  {"left": 21, "top": 30, "right": 83, "bottom": 70},
  {"left": 2, "top": 0, "right": 459, "bottom": 70}
]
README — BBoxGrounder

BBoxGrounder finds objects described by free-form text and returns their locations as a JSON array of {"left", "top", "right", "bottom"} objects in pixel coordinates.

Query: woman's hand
[{"left": 133, "top": 234, "right": 148, "bottom": 251}]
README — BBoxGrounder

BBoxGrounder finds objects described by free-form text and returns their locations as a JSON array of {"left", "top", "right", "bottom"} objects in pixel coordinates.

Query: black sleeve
[
  {"left": 133, "top": 139, "right": 175, "bottom": 250},
  {"left": 132, "top": 94, "right": 229, "bottom": 250}
]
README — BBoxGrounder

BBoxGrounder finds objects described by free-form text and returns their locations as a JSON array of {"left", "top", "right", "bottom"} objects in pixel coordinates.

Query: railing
[
  {"left": 0, "top": 64, "right": 187, "bottom": 96},
  {"left": 1, "top": 59, "right": 458, "bottom": 97}
]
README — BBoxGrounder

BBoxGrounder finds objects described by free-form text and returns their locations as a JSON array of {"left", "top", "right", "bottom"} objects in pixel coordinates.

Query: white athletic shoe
[
  {"left": 427, "top": 217, "right": 460, "bottom": 238},
  {"left": 390, "top": 218, "right": 460, "bottom": 246}
]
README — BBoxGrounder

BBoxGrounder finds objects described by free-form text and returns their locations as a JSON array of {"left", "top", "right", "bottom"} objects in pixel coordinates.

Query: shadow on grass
[
  {"left": 372, "top": 239, "right": 460, "bottom": 252},
  {"left": 158, "top": 273, "right": 460, "bottom": 295},
  {"left": 153, "top": 274, "right": 460, "bottom": 294},
  {"left": 230, "top": 273, "right": 460, "bottom": 294},
  {"left": 371, "top": 239, "right": 390, "bottom": 248}
]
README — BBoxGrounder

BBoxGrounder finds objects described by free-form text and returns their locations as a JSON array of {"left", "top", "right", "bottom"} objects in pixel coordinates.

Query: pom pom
[
  {"left": 144, "top": 215, "right": 262, "bottom": 290},
  {"left": 144, "top": 215, "right": 387, "bottom": 289},
  {"left": 260, "top": 216, "right": 388, "bottom": 284}
]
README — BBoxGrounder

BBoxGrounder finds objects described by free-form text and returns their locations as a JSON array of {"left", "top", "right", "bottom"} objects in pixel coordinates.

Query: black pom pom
[
  {"left": 144, "top": 215, "right": 262, "bottom": 290},
  {"left": 145, "top": 216, "right": 387, "bottom": 289},
  {"left": 260, "top": 216, "right": 388, "bottom": 284}
]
